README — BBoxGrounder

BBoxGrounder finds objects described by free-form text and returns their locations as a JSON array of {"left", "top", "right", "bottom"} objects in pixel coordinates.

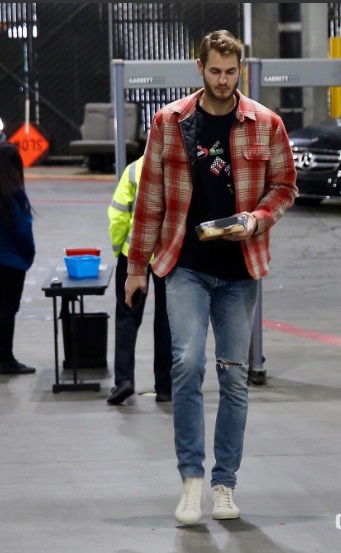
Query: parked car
[
  {"left": 289, "top": 117, "right": 341, "bottom": 205},
  {"left": 0, "top": 118, "right": 6, "bottom": 143}
]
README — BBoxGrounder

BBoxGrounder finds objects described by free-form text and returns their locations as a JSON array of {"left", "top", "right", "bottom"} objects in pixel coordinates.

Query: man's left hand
[{"left": 222, "top": 212, "right": 258, "bottom": 241}]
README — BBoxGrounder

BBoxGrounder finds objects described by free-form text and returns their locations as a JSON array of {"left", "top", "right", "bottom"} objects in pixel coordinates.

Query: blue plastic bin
[{"left": 64, "top": 255, "right": 101, "bottom": 279}]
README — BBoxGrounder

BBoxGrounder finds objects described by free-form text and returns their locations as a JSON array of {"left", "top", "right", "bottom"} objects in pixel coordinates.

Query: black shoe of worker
[
  {"left": 155, "top": 392, "right": 172, "bottom": 403},
  {"left": 107, "top": 381, "right": 134, "bottom": 405},
  {"left": 0, "top": 358, "right": 36, "bottom": 375},
  {"left": 248, "top": 369, "right": 267, "bottom": 386}
]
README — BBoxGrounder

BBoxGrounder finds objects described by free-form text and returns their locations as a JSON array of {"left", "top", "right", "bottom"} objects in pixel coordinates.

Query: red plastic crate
[{"left": 64, "top": 247, "right": 101, "bottom": 257}]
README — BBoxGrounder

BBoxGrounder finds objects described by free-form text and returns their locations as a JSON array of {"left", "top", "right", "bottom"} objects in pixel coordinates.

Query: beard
[{"left": 203, "top": 74, "right": 239, "bottom": 104}]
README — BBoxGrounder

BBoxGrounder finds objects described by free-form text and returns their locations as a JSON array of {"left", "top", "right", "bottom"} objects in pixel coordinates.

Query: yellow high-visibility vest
[{"left": 108, "top": 155, "right": 144, "bottom": 258}]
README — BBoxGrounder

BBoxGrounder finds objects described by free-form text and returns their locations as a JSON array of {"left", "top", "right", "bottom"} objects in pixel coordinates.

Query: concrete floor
[{"left": 1, "top": 165, "right": 341, "bottom": 553}]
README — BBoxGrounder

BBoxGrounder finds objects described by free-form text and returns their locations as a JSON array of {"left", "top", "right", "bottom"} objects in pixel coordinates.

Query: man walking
[{"left": 125, "top": 30, "right": 297, "bottom": 524}]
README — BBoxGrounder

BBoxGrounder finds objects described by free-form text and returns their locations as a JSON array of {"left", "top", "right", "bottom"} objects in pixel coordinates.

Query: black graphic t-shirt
[{"left": 177, "top": 101, "right": 250, "bottom": 280}]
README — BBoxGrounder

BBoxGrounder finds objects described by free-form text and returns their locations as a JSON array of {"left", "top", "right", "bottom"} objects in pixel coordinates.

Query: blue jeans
[{"left": 165, "top": 267, "right": 258, "bottom": 488}]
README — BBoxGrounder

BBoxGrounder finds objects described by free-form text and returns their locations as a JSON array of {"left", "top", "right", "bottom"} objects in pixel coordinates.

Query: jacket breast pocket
[{"left": 242, "top": 144, "right": 271, "bottom": 161}]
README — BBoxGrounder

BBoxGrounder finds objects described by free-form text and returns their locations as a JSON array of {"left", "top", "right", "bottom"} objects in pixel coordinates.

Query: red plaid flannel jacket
[{"left": 128, "top": 88, "right": 297, "bottom": 280}]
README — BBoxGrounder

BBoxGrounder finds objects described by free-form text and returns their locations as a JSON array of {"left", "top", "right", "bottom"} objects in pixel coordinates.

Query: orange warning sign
[{"left": 8, "top": 123, "right": 49, "bottom": 167}]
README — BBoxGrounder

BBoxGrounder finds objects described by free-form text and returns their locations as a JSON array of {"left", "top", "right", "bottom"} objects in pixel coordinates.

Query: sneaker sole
[
  {"left": 175, "top": 513, "right": 203, "bottom": 525},
  {"left": 212, "top": 510, "right": 240, "bottom": 520}
]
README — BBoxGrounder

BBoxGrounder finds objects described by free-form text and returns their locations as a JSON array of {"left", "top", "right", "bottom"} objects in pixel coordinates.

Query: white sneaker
[
  {"left": 175, "top": 477, "right": 205, "bottom": 525},
  {"left": 212, "top": 485, "right": 240, "bottom": 519}
]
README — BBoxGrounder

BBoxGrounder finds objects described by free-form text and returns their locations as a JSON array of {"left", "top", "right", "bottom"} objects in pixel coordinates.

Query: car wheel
[{"left": 295, "top": 197, "right": 322, "bottom": 207}]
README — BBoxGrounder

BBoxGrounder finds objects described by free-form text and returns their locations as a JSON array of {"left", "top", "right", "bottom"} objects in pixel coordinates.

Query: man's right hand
[{"left": 125, "top": 274, "right": 148, "bottom": 308}]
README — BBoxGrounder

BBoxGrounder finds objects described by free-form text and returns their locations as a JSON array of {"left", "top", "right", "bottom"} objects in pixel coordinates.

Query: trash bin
[{"left": 61, "top": 311, "right": 109, "bottom": 369}]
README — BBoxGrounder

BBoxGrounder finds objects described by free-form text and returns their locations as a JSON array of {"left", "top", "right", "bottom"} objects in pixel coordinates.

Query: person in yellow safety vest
[{"left": 106, "top": 155, "right": 172, "bottom": 405}]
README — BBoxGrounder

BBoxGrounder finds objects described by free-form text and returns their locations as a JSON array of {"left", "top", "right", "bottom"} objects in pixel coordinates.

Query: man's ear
[{"left": 197, "top": 59, "right": 203, "bottom": 76}]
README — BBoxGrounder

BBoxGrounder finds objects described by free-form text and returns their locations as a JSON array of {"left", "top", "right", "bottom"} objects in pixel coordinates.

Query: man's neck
[{"left": 199, "top": 93, "right": 236, "bottom": 116}]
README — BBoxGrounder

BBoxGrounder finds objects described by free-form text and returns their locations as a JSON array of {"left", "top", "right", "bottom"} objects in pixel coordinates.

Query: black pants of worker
[
  {"left": 114, "top": 253, "right": 172, "bottom": 395},
  {"left": 0, "top": 264, "right": 26, "bottom": 362}
]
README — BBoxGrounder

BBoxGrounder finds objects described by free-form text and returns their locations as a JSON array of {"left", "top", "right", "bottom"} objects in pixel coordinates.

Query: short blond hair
[{"left": 199, "top": 30, "right": 242, "bottom": 67}]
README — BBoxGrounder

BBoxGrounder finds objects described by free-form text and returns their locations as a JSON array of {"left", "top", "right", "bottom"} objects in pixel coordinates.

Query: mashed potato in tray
[{"left": 195, "top": 215, "right": 248, "bottom": 241}]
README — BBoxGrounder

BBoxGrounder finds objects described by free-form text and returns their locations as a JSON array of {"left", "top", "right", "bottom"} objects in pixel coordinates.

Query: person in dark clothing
[
  {"left": 0, "top": 142, "right": 36, "bottom": 374},
  {"left": 106, "top": 156, "right": 172, "bottom": 405}
]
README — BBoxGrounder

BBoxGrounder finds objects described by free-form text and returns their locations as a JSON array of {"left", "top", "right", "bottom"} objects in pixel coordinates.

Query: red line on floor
[
  {"left": 26, "top": 175, "right": 114, "bottom": 183},
  {"left": 263, "top": 319, "right": 341, "bottom": 347},
  {"left": 32, "top": 198, "right": 109, "bottom": 204}
]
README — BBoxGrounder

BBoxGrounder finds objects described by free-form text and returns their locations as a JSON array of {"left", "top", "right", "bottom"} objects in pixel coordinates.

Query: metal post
[
  {"left": 108, "top": 4, "right": 114, "bottom": 76},
  {"left": 246, "top": 58, "right": 261, "bottom": 101},
  {"left": 52, "top": 296, "right": 59, "bottom": 387},
  {"left": 243, "top": 3, "right": 253, "bottom": 57},
  {"left": 246, "top": 59, "right": 265, "bottom": 382},
  {"left": 278, "top": 3, "right": 303, "bottom": 132},
  {"left": 111, "top": 60, "right": 126, "bottom": 180},
  {"left": 329, "top": 36, "right": 341, "bottom": 117},
  {"left": 252, "top": 279, "right": 263, "bottom": 367}
]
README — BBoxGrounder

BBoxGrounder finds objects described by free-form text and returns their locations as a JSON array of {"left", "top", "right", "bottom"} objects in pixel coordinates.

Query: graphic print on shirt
[
  {"left": 197, "top": 145, "right": 209, "bottom": 159},
  {"left": 209, "top": 140, "right": 224, "bottom": 156},
  {"left": 225, "top": 163, "right": 232, "bottom": 178},
  {"left": 210, "top": 156, "right": 226, "bottom": 175},
  {"left": 197, "top": 139, "right": 229, "bottom": 178},
  {"left": 195, "top": 103, "right": 237, "bottom": 210}
]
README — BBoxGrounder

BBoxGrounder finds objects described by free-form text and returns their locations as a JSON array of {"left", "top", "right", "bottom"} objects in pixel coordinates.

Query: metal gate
[{"left": 0, "top": 3, "right": 242, "bottom": 159}]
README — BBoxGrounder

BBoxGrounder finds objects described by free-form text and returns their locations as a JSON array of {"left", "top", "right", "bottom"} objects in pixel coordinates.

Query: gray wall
[
  {"left": 301, "top": 3, "right": 329, "bottom": 124},
  {"left": 250, "top": 3, "right": 329, "bottom": 126}
]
